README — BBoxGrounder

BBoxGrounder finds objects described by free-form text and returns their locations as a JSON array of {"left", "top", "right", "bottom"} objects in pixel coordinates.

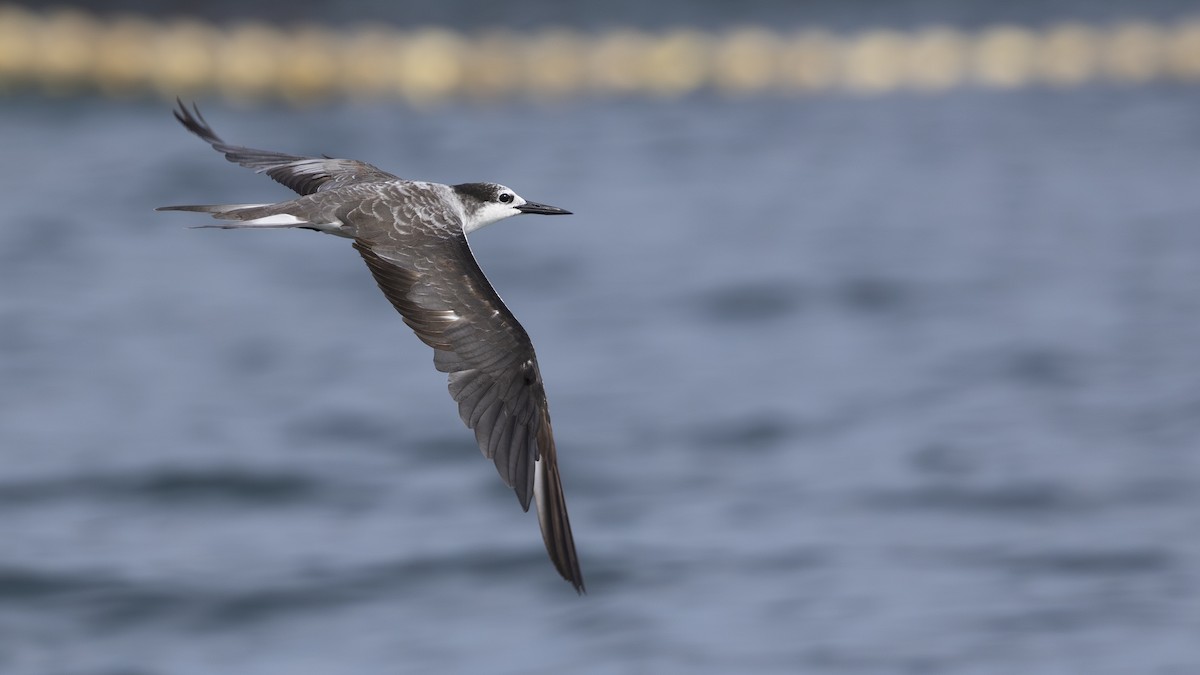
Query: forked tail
[{"left": 155, "top": 203, "right": 314, "bottom": 229}]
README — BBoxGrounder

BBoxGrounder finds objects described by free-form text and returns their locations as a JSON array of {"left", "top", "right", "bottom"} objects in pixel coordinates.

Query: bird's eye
[{"left": 499, "top": 193, "right": 514, "bottom": 203}]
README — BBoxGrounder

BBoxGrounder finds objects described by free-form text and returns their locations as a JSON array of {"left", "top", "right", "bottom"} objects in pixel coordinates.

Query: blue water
[{"left": 2, "top": 87, "right": 1200, "bottom": 673}]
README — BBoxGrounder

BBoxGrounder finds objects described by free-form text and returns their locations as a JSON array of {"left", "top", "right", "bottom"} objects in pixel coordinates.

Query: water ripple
[
  {"left": 861, "top": 482, "right": 1085, "bottom": 515},
  {"left": 0, "top": 469, "right": 328, "bottom": 507},
  {"left": 689, "top": 414, "right": 794, "bottom": 452},
  {"left": 690, "top": 280, "right": 805, "bottom": 324},
  {"left": 0, "top": 548, "right": 570, "bottom": 630},
  {"left": 993, "top": 548, "right": 1173, "bottom": 575},
  {"left": 862, "top": 479, "right": 1195, "bottom": 516}
]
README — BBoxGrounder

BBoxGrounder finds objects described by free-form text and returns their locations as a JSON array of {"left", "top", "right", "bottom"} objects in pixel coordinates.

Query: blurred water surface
[
  {"left": 32, "top": 0, "right": 1200, "bottom": 29},
  {"left": 1, "top": 87, "right": 1199, "bottom": 674}
]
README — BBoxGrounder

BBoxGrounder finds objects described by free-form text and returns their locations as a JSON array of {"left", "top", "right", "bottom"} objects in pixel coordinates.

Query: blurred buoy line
[{"left": 1, "top": 4, "right": 1199, "bottom": 102}]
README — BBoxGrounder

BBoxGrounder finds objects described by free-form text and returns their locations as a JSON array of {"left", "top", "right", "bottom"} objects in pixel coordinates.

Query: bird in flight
[{"left": 158, "top": 101, "right": 584, "bottom": 593}]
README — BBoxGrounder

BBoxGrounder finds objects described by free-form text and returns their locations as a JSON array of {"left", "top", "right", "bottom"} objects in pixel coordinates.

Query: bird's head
[{"left": 453, "top": 182, "right": 572, "bottom": 233}]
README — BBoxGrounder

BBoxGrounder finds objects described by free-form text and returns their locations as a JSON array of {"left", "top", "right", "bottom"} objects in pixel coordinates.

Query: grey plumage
[{"left": 159, "top": 101, "right": 584, "bottom": 593}]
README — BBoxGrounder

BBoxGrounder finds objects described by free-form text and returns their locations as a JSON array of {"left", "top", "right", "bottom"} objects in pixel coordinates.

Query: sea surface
[{"left": 2, "top": 86, "right": 1199, "bottom": 674}]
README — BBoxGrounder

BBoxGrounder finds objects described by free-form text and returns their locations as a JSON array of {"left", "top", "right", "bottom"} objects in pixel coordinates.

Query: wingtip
[
  {"left": 565, "top": 560, "right": 587, "bottom": 595},
  {"left": 171, "top": 96, "right": 189, "bottom": 126},
  {"left": 533, "top": 433, "right": 586, "bottom": 595},
  {"left": 562, "top": 564, "right": 587, "bottom": 595},
  {"left": 170, "top": 97, "right": 224, "bottom": 146}
]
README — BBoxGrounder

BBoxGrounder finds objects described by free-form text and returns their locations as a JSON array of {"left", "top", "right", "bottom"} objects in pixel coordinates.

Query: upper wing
[
  {"left": 352, "top": 206, "right": 584, "bottom": 592},
  {"left": 173, "top": 99, "right": 402, "bottom": 196}
]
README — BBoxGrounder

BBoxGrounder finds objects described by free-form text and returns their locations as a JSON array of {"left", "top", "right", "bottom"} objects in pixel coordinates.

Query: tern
[{"left": 158, "top": 101, "right": 584, "bottom": 593}]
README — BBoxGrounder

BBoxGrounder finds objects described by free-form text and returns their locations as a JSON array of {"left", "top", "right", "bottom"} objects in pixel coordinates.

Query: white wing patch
[
  {"left": 534, "top": 456, "right": 546, "bottom": 524},
  {"left": 242, "top": 213, "right": 308, "bottom": 226}
]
